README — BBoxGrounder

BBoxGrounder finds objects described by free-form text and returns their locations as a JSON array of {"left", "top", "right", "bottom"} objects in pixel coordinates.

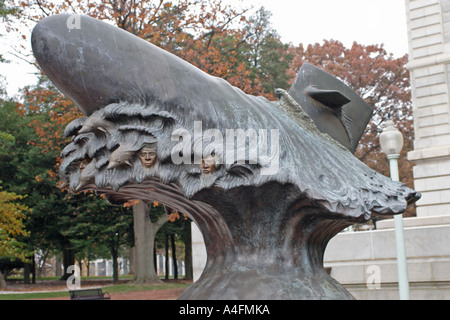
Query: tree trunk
[
  {"left": 77, "top": 259, "right": 83, "bottom": 278},
  {"left": 133, "top": 201, "right": 168, "bottom": 283},
  {"left": 165, "top": 232, "right": 169, "bottom": 280},
  {"left": 0, "top": 269, "right": 6, "bottom": 289},
  {"left": 153, "top": 246, "right": 157, "bottom": 273},
  {"left": 61, "top": 248, "right": 75, "bottom": 281},
  {"left": 183, "top": 220, "right": 193, "bottom": 280},
  {"left": 31, "top": 254, "right": 36, "bottom": 284},
  {"left": 55, "top": 255, "right": 62, "bottom": 278},
  {"left": 37, "top": 250, "right": 49, "bottom": 278},
  {"left": 129, "top": 246, "right": 135, "bottom": 275},
  {"left": 23, "top": 262, "right": 31, "bottom": 284},
  {"left": 111, "top": 245, "right": 119, "bottom": 283},
  {"left": 171, "top": 233, "right": 178, "bottom": 280}
]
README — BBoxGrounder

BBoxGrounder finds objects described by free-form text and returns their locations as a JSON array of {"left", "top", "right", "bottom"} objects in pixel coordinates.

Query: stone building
[
  {"left": 406, "top": 0, "right": 450, "bottom": 218},
  {"left": 322, "top": 0, "right": 450, "bottom": 299}
]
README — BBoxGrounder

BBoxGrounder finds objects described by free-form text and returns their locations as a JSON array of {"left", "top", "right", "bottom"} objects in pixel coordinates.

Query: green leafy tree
[
  {"left": 0, "top": 0, "right": 17, "bottom": 19},
  {"left": 244, "top": 6, "right": 293, "bottom": 98},
  {"left": 0, "top": 79, "right": 133, "bottom": 282},
  {"left": 0, "top": 93, "right": 74, "bottom": 280},
  {"left": 0, "top": 183, "right": 30, "bottom": 288},
  {"left": 61, "top": 193, "right": 134, "bottom": 283},
  {"left": 19, "top": 79, "right": 138, "bottom": 280},
  {"left": 155, "top": 211, "right": 191, "bottom": 280}
]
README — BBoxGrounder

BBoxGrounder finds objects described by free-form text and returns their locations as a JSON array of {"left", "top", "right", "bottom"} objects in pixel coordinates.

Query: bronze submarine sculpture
[{"left": 32, "top": 14, "right": 419, "bottom": 300}]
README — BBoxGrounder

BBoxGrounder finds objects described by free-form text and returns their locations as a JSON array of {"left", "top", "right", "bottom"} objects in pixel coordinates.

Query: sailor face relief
[
  {"left": 139, "top": 146, "right": 157, "bottom": 168},
  {"left": 200, "top": 156, "right": 216, "bottom": 174},
  {"left": 79, "top": 158, "right": 91, "bottom": 170}
]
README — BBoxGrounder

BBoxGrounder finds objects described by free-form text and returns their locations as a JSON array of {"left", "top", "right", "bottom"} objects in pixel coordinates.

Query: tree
[
  {"left": 182, "top": 218, "right": 192, "bottom": 280},
  {"left": 0, "top": 0, "right": 20, "bottom": 96},
  {"left": 61, "top": 192, "right": 134, "bottom": 283},
  {"left": 0, "top": 97, "right": 51, "bottom": 283},
  {"left": 0, "top": 183, "right": 30, "bottom": 288},
  {"left": 288, "top": 40, "right": 415, "bottom": 216},
  {"left": 244, "top": 7, "right": 293, "bottom": 98},
  {"left": 155, "top": 209, "right": 191, "bottom": 280},
  {"left": 0, "top": 0, "right": 16, "bottom": 18},
  {"left": 132, "top": 201, "right": 168, "bottom": 283},
  {"left": 0, "top": 78, "right": 134, "bottom": 282},
  {"left": 14, "top": 78, "right": 83, "bottom": 280}
]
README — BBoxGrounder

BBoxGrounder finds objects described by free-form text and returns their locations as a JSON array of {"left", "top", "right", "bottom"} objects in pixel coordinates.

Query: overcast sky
[
  {"left": 250, "top": 0, "right": 409, "bottom": 56},
  {"left": 0, "top": 0, "right": 409, "bottom": 97}
]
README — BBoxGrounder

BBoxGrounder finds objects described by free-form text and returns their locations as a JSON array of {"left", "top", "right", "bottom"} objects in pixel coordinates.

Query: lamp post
[{"left": 379, "top": 119, "right": 410, "bottom": 300}]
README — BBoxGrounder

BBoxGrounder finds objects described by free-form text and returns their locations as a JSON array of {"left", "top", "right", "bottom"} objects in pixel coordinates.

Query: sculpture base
[
  {"left": 97, "top": 180, "right": 361, "bottom": 300},
  {"left": 179, "top": 257, "right": 355, "bottom": 300}
]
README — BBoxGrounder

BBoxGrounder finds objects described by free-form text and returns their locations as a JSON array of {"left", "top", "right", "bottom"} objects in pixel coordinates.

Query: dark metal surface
[
  {"left": 32, "top": 14, "right": 420, "bottom": 300},
  {"left": 289, "top": 64, "right": 374, "bottom": 153}
]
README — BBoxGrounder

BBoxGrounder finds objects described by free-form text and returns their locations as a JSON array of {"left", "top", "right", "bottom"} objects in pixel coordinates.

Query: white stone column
[{"left": 406, "top": 0, "right": 450, "bottom": 217}]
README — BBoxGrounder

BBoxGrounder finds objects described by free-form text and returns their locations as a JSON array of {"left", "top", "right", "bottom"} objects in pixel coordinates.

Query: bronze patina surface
[{"left": 32, "top": 14, "right": 419, "bottom": 300}]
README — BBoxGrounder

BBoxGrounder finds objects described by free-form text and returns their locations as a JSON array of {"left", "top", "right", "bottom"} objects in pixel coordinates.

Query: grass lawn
[{"left": 0, "top": 278, "right": 190, "bottom": 300}]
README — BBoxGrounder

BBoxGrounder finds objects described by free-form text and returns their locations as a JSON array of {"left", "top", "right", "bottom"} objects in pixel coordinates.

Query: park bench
[{"left": 69, "top": 288, "right": 110, "bottom": 300}]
